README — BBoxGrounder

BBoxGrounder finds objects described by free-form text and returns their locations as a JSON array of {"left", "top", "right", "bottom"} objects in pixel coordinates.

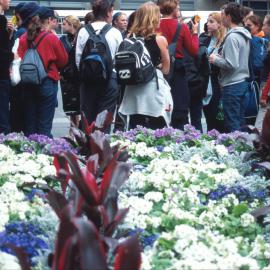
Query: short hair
[
  {"left": 223, "top": 3, "right": 244, "bottom": 25},
  {"left": 243, "top": 6, "right": 253, "bottom": 18},
  {"left": 92, "top": 0, "right": 114, "bottom": 21},
  {"left": 246, "top": 14, "right": 263, "bottom": 32},
  {"left": 157, "top": 0, "right": 179, "bottom": 16},
  {"left": 84, "top": 11, "right": 94, "bottom": 25}
]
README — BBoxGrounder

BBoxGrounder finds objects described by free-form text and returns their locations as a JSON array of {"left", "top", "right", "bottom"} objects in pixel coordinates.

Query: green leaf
[{"left": 233, "top": 203, "right": 249, "bottom": 217}]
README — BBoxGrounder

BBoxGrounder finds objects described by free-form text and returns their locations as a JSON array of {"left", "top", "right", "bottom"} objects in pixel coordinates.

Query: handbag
[
  {"left": 10, "top": 38, "right": 21, "bottom": 86},
  {"left": 203, "top": 77, "right": 213, "bottom": 106},
  {"left": 244, "top": 80, "right": 260, "bottom": 119}
]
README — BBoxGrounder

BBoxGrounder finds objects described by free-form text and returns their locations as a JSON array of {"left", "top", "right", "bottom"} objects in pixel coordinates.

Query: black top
[
  {"left": 145, "top": 35, "right": 161, "bottom": 67},
  {"left": 0, "top": 15, "right": 14, "bottom": 80}
]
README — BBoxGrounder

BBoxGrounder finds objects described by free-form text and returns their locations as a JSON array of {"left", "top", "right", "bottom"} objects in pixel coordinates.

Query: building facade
[{"left": 10, "top": 0, "right": 270, "bottom": 14}]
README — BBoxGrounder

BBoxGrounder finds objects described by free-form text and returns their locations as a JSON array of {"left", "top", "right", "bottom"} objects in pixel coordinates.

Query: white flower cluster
[
  {"left": 0, "top": 145, "right": 56, "bottom": 186},
  {"left": 115, "top": 132, "right": 270, "bottom": 270}
]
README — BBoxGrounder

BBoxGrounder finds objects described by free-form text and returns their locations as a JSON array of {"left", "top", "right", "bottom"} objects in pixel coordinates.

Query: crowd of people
[{"left": 1, "top": 0, "right": 270, "bottom": 137}]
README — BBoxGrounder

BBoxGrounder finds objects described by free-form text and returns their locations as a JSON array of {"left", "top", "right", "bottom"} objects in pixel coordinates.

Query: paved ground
[
  {"left": 51, "top": 84, "right": 265, "bottom": 138},
  {"left": 52, "top": 85, "right": 69, "bottom": 138}
]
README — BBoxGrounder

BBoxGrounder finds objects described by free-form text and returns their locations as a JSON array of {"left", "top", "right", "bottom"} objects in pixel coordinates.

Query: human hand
[
  {"left": 209, "top": 54, "right": 216, "bottom": 64},
  {"left": 6, "top": 22, "right": 14, "bottom": 39},
  {"left": 190, "top": 21, "right": 198, "bottom": 35},
  {"left": 260, "top": 99, "right": 267, "bottom": 107},
  {"left": 14, "top": 53, "right": 20, "bottom": 60}
]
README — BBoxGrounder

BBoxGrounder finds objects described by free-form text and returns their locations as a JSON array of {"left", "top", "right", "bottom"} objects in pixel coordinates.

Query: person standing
[
  {"left": 202, "top": 12, "right": 226, "bottom": 132},
  {"left": 60, "top": 15, "right": 81, "bottom": 127},
  {"left": 18, "top": 6, "right": 68, "bottom": 137},
  {"left": 158, "top": 0, "right": 199, "bottom": 130},
  {"left": 112, "top": 12, "right": 128, "bottom": 38},
  {"left": 118, "top": 2, "right": 171, "bottom": 130},
  {"left": 209, "top": 3, "right": 251, "bottom": 132},
  {"left": 0, "top": 0, "right": 14, "bottom": 134},
  {"left": 76, "top": 0, "right": 122, "bottom": 129}
]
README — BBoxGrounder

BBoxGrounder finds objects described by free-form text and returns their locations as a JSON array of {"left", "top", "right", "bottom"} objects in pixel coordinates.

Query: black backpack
[
  {"left": 80, "top": 24, "right": 112, "bottom": 85},
  {"left": 115, "top": 36, "right": 156, "bottom": 85}
]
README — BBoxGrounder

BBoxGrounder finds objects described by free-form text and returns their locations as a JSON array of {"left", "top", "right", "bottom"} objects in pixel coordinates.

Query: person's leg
[
  {"left": 22, "top": 86, "right": 38, "bottom": 136},
  {"left": 222, "top": 81, "right": 248, "bottom": 132},
  {"left": 80, "top": 83, "right": 99, "bottom": 125},
  {"left": 37, "top": 78, "right": 58, "bottom": 137},
  {"left": 189, "top": 93, "right": 203, "bottom": 132},
  {"left": 0, "top": 80, "right": 11, "bottom": 134},
  {"left": 98, "top": 76, "right": 119, "bottom": 133},
  {"left": 170, "top": 62, "right": 190, "bottom": 130}
]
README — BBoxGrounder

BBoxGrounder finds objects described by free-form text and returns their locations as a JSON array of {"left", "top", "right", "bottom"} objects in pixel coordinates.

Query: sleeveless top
[{"left": 144, "top": 35, "right": 161, "bottom": 67}]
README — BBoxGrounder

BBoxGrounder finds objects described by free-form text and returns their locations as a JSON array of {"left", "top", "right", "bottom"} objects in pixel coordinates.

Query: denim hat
[
  {"left": 36, "top": 6, "right": 55, "bottom": 20},
  {"left": 14, "top": 2, "right": 26, "bottom": 14},
  {"left": 20, "top": 2, "right": 39, "bottom": 26}
]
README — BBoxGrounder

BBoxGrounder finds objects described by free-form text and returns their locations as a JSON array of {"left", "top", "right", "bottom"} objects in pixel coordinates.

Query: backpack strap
[
  {"left": 33, "top": 32, "right": 50, "bottom": 49},
  {"left": 85, "top": 24, "right": 96, "bottom": 36},
  {"left": 172, "top": 23, "right": 182, "bottom": 44},
  {"left": 100, "top": 24, "right": 112, "bottom": 36},
  {"left": 85, "top": 23, "right": 112, "bottom": 37}
]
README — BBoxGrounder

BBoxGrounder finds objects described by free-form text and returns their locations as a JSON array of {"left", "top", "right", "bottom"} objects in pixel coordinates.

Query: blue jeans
[
  {"left": 0, "top": 80, "right": 11, "bottom": 134},
  {"left": 23, "top": 78, "right": 58, "bottom": 137},
  {"left": 222, "top": 81, "right": 249, "bottom": 132}
]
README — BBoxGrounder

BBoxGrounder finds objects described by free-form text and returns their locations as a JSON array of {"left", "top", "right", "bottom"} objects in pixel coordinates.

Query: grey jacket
[{"left": 213, "top": 27, "right": 251, "bottom": 87}]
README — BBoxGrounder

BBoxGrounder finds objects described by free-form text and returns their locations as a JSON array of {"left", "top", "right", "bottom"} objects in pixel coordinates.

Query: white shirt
[{"left": 75, "top": 21, "right": 123, "bottom": 69}]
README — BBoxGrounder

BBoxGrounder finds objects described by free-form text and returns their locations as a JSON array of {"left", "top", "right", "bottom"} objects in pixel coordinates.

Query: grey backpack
[{"left": 20, "top": 32, "right": 49, "bottom": 85}]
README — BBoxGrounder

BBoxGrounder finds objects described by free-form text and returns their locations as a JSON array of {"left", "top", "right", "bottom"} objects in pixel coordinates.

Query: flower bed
[
  {"left": 1, "top": 124, "right": 270, "bottom": 270},
  {"left": 112, "top": 126, "right": 270, "bottom": 270},
  {"left": 0, "top": 135, "right": 75, "bottom": 269}
]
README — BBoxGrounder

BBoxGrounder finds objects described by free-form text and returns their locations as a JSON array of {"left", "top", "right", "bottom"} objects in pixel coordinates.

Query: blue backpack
[
  {"left": 80, "top": 24, "right": 113, "bottom": 85},
  {"left": 20, "top": 32, "right": 49, "bottom": 85},
  {"left": 250, "top": 36, "right": 269, "bottom": 73}
]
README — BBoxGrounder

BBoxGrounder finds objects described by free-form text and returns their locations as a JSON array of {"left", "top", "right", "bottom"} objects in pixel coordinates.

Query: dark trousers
[
  {"left": 0, "top": 79, "right": 11, "bottom": 134},
  {"left": 80, "top": 75, "right": 119, "bottom": 132},
  {"left": 23, "top": 78, "right": 58, "bottom": 137},
  {"left": 129, "top": 114, "right": 166, "bottom": 130},
  {"left": 203, "top": 76, "right": 225, "bottom": 133},
  {"left": 190, "top": 96, "right": 203, "bottom": 132},
  {"left": 10, "top": 84, "right": 24, "bottom": 132},
  {"left": 170, "top": 60, "right": 190, "bottom": 130},
  {"left": 222, "top": 81, "right": 249, "bottom": 132}
]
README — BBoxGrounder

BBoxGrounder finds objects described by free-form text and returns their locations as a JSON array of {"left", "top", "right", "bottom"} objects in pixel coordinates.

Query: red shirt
[
  {"left": 18, "top": 31, "right": 68, "bottom": 81},
  {"left": 262, "top": 73, "right": 270, "bottom": 101},
  {"left": 159, "top": 18, "right": 199, "bottom": 58}
]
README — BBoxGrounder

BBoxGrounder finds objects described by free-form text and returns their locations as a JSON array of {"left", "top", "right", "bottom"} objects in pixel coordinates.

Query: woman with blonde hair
[
  {"left": 119, "top": 1, "right": 173, "bottom": 129},
  {"left": 60, "top": 15, "right": 81, "bottom": 126},
  {"left": 202, "top": 12, "right": 226, "bottom": 132}
]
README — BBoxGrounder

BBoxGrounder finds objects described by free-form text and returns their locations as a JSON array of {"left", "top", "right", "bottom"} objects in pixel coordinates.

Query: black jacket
[
  {"left": 184, "top": 33, "right": 210, "bottom": 99},
  {"left": 0, "top": 15, "right": 14, "bottom": 80}
]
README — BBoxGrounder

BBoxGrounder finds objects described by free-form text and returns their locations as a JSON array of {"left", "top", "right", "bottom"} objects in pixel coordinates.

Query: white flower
[
  {"left": 215, "top": 144, "right": 228, "bottom": 157},
  {"left": 144, "top": 192, "right": 163, "bottom": 202},
  {"left": 0, "top": 252, "right": 20, "bottom": 270},
  {"left": 240, "top": 213, "right": 255, "bottom": 227}
]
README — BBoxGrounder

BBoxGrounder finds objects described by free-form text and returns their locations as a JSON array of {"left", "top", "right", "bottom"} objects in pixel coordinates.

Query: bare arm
[{"left": 156, "top": 35, "right": 170, "bottom": 75}]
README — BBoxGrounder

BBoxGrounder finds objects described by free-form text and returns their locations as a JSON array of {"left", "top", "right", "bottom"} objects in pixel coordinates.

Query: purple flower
[
  {"left": 207, "top": 129, "right": 220, "bottom": 139},
  {"left": 28, "top": 134, "right": 52, "bottom": 145}
]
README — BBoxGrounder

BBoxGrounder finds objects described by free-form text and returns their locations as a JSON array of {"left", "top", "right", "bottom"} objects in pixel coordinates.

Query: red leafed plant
[
  {"left": 64, "top": 110, "right": 115, "bottom": 158},
  {"left": 11, "top": 111, "right": 141, "bottom": 270},
  {"left": 48, "top": 124, "right": 141, "bottom": 269}
]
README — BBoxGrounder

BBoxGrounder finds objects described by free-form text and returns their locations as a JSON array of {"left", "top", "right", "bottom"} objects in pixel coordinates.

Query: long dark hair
[{"left": 27, "top": 15, "right": 43, "bottom": 42}]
